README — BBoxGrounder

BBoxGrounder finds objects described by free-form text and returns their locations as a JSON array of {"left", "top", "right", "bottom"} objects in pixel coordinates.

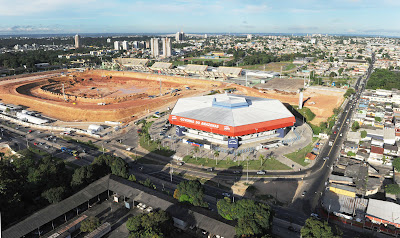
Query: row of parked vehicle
[{"left": 136, "top": 202, "right": 153, "bottom": 213}]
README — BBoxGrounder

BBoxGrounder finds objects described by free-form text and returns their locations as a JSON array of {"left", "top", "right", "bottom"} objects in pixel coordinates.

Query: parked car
[
  {"left": 222, "top": 192, "right": 231, "bottom": 197},
  {"left": 257, "top": 170, "right": 266, "bottom": 175}
]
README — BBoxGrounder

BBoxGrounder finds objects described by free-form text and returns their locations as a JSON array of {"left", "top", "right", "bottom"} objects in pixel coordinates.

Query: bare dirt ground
[
  {"left": 232, "top": 83, "right": 344, "bottom": 125},
  {"left": 0, "top": 69, "right": 342, "bottom": 124},
  {"left": 0, "top": 69, "right": 224, "bottom": 122}
]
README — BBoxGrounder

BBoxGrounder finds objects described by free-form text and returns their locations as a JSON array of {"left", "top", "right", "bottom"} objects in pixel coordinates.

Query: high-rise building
[
  {"left": 247, "top": 34, "right": 252, "bottom": 40},
  {"left": 151, "top": 38, "right": 159, "bottom": 58},
  {"left": 162, "top": 37, "right": 172, "bottom": 58},
  {"left": 114, "top": 41, "right": 121, "bottom": 50},
  {"left": 122, "top": 40, "right": 129, "bottom": 50},
  {"left": 204, "top": 34, "right": 207, "bottom": 39},
  {"left": 107, "top": 38, "right": 111, "bottom": 43},
  {"left": 75, "top": 34, "right": 81, "bottom": 49},
  {"left": 175, "top": 31, "right": 185, "bottom": 42}
]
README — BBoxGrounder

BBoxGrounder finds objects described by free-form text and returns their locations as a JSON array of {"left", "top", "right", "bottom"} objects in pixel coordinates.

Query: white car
[
  {"left": 257, "top": 170, "right": 266, "bottom": 175},
  {"left": 146, "top": 206, "right": 153, "bottom": 213}
]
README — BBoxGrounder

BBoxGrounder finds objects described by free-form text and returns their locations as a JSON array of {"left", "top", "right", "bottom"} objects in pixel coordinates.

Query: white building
[
  {"left": 151, "top": 38, "right": 159, "bottom": 58},
  {"left": 74, "top": 34, "right": 81, "bottom": 49},
  {"left": 88, "top": 124, "right": 104, "bottom": 134},
  {"left": 122, "top": 41, "right": 129, "bottom": 51},
  {"left": 175, "top": 31, "right": 185, "bottom": 42},
  {"left": 114, "top": 41, "right": 121, "bottom": 51},
  {"left": 162, "top": 37, "right": 172, "bottom": 58}
]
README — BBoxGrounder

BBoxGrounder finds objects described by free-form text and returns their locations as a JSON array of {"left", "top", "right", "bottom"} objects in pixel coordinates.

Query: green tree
[
  {"left": 338, "top": 68, "right": 344, "bottom": 76},
  {"left": 110, "top": 157, "right": 129, "bottom": 178},
  {"left": 393, "top": 157, "right": 400, "bottom": 172},
  {"left": 351, "top": 121, "right": 360, "bottom": 132},
  {"left": 126, "top": 214, "right": 144, "bottom": 232},
  {"left": 174, "top": 180, "right": 207, "bottom": 207},
  {"left": 217, "top": 198, "right": 273, "bottom": 237},
  {"left": 80, "top": 216, "right": 100, "bottom": 233},
  {"left": 41, "top": 186, "right": 65, "bottom": 204},
  {"left": 361, "top": 130, "right": 367, "bottom": 138},
  {"left": 217, "top": 197, "right": 235, "bottom": 220},
  {"left": 128, "top": 174, "right": 137, "bottom": 182},
  {"left": 301, "top": 217, "right": 340, "bottom": 238},
  {"left": 344, "top": 88, "right": 355, "bottom": 98},
  {"left": 126, "top": 210, "right": 172, "bottom": 237},
  {"left": 385, "top": 184, "right": 400, "bottom": 195},
  {"left": 375, "top": 117, "right": 382, "bottom": 122}
]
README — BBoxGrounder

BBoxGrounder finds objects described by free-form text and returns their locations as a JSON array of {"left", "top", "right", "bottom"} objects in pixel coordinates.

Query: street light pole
[{"left": 246, "top": 157, "right": 249, "bottom": 183}]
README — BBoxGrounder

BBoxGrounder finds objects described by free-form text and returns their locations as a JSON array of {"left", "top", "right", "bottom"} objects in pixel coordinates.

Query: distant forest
[{"left": 366, "top": 69, "right": 400, "bottom": 90}]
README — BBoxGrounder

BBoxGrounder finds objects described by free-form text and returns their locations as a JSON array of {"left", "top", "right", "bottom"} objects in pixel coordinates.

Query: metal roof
[
  {"left": 150, "top": 62, "right": 173, "bottom": 70},
  {"left": 366, "top": 199, "right": 400, "bottom": 224},
  {"left": 3, "top": 175, "right": 236, "bottom": 238},
  {"left": 184, "top": 64, "right": 208, "bottom": 73},
  {"left": 217, "top": 66, "right": 242, "bottom": 76},
  {"left": 2, "top": 175, "right": 109, "bottom": 238},
  {"left": 171, "top": 94, "right": 294, "bottom": 127}
]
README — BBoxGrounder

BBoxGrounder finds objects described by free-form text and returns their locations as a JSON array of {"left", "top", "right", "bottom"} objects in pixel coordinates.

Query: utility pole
[
  {"left": 245, "top": 71, "right": 248, "bottom": 87},
  {"left": 246, "top": 157, "right": 249, "bottom": 183},
  {"left": 159, "top": 78, "right": 162, "bottom": 97},
  {"left": 26, "top": 134, "right": 29, "bottom": 148},
  {"left": 170, "top": 166, "right": 173, "bottom": 182}
]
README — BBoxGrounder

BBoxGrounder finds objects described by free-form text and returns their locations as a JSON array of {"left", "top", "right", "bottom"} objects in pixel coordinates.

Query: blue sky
[{"left": 0, "top": 0, "right": 399, "bottom": 36}]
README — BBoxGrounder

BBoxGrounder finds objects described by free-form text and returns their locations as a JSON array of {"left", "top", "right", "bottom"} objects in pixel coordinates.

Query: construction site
[{"left": 0, "top": 69, "right": 344, "bottom": 124}]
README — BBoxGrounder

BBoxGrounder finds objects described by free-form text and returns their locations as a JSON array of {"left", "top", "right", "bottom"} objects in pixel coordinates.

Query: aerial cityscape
[{"left": 1, "top": 1, "right": 400, "bottom": 238}]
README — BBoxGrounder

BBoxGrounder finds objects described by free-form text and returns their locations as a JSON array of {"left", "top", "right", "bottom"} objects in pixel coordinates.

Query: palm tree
[
  {"left": 193, "top": 147, "right": 200, "bottom": 162},
  {"left": 214, "top": 150, "right": 220, "bottom": 165},
  {"left": 259, "top": 154, "right": 265, "bottom": 167}
]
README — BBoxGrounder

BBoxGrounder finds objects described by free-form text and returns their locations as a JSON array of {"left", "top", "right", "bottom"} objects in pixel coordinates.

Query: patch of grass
[
  {"left": 285, "top": 143, "right": 314, "bottom": 166},
  {"left": 284, "top": 63, "right": 296, "bottom": 71},
  {"left": 183, "top": 155, "right": 291, "bottom": 170},
  {"left": 292, "top": 105, "right": 316, "bottom": 122},
  {"left": 28, "top": 146, "right": 50, "bottom": 157},
  {"left": 139, "top": 121, "right": 175, "bottom": 157}
]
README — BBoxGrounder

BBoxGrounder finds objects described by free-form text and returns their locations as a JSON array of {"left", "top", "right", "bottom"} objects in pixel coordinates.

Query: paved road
[{"left": 292, "top": 53, "right": 375, "bottom": 216}]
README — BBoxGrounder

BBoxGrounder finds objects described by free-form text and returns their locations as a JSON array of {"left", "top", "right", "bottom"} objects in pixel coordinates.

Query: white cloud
[
  {"left": 0, "top": 25, "right": 62, "bottom": 33},
  {"left": 232, "top": 4, "right": 269, "bottom": 13},
  {"left": 0, "top": 0, "right": 97, "bottom": 16}
]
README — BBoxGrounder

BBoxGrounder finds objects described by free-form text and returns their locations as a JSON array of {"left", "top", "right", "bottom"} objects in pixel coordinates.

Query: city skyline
[{"left": 0, "top": 0, "right": 400, "bottom": 36}]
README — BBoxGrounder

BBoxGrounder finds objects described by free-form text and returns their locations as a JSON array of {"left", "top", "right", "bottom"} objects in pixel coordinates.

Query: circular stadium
[{"left": 168, "top": 93, "right": 296, "bottom": 148}]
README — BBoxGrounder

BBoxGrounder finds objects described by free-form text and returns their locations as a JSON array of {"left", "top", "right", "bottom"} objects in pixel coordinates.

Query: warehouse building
[{"left": 169, "top": 94, "right": 295, "bottom": 148}]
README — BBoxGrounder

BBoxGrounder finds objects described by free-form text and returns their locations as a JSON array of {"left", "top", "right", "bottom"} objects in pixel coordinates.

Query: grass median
[
  {"left": 183, "top": 155, "right": 291, "bottom": 171},
  {"left": 284, "top": 142, "right": 314, "bottom": 166}
]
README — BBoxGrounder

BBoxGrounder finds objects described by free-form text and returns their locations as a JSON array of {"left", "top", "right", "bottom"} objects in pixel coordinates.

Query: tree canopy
[
  {"left": 126, "top": 210, "right": 173, "bottom": 238},
  {"left": 300, "top": 217, "right": 341, "bottom": 238},
  {"left": 217, "top": 198, "right": 273, "bottom": 237},
  {"left": 173, "top": 180, "right": 207, "bottom": 207},
  {"left": 366, "top": 69, "right": 400, "bottom": 90},
  {"left": 394, "top": 157, "right": 400, "bottom": 172},
  {"left": 80, "top": 216, "right": 100, "bottom": 233},
  {"left": 385, "top": 184, "right": 400, "bottom": 195},
  {"left": 0, "top": 149, "right": 130, "bottom": 228}
]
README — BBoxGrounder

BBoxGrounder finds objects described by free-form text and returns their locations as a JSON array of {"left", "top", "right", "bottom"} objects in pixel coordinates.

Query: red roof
[
  {"left": 371, "top": 146, "right": 384, "bottom": 155},
  {"left": 306, "top": 153, "right": 317, "bottom": 160}
]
